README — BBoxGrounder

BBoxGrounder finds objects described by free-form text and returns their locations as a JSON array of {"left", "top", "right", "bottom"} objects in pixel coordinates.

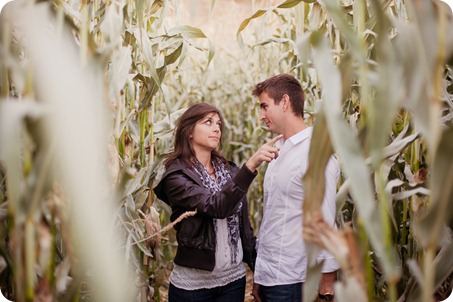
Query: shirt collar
[{"left": 276, "top": 127, "right": 313, "bottom": 148}]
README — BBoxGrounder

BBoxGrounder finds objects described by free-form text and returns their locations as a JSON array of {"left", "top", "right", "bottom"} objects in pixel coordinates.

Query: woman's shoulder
[
  {"left": 226, "top": 161, "right": 241, "bottom": 175},
  {"left": 164, "top": 158, "right": 186, "bottom": 174},
  {"left": 227, "top": 160, "right": 239, "bottom": 169},
  {"left": 153, "top": 158, "right": 195, "bottom": 200},
  {"left": 163, "top": 157, "right": 239, "bottom": 178}
]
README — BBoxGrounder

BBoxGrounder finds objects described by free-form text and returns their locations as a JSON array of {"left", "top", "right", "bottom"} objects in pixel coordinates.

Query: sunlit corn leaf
[
  {"left": 153, "top": 108, "right": 186, "bottom": 134},
  {"left": 304, "top": 262, "right": 323, "bottom": 302},
  {"left": 133, "top": 28, "right": 161, "bottom": 92},
  {"left": 150, "top": 0, "right": 164, "bottom": 15},
  {"left": 405, "top": 238, "right": 453, "bottom": 301},
  {"left": 415, "top": 126, "right": 453, "bottom": 247},
  {"left": 135, "top": 0, "right": 147, "bottom": 30},
  {"left": 1, "top": 0, "right": 453, "bottom": 300},
  {"left": 109, "top": 46, "right": 133, "bottom": 97},
  {"left": 364, "top": 0, "right": 405, "bottom": 169},
  {"left": 236, "top": 0, "right": 315, "bottom": 51},
  {"left": 99, "top": 1, "right": 124, "bottom": 48},
  {"left": 167, "top": 25, "right": 206, "bottom": 39},
  {"left": 381, "top": 126, "right": 419, "bottom": 160},
  {"left": 394, "top": 0, "right": 443, "bottom": 150},
  {"left": 138, "top": 66, "right": 166, "bottom": 111},
  {"left": 302, "top": 111, "right": 335, "bottom": 301},
  {"left": 167, "top": 25, "right": 214, "bottom": 67},
  {"left": 303, "top": 111, "right": 333, "bottom": 219},
  {"left": 308, "top": 30, "right": 400, "bottom": 281},
  {"left": 0, "top": 100, "right": 46, "bottom": 217},
  {"left": 164, "top": 42, "right": 183, "bottom": 65},
  {"left": 317, "top": 0, "right": 363, "bottom": 63},
  {"left": 7, "top": 2, "right": 135, "bottom": 300}
]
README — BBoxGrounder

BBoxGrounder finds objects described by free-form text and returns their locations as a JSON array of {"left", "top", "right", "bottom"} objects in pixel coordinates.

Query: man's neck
[{"left": 282, "top": 117, "right": 307, "bottom": 140}]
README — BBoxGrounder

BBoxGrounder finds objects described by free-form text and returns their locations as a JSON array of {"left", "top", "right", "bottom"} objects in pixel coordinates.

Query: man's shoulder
[{"left": 289, "top": 127, "right": 313, "bottom": 145}]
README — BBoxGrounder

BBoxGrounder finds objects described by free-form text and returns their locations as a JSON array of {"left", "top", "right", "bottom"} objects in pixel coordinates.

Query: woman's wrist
[{"left": 245, "top": 160, "right": 257, "bottom": 172}]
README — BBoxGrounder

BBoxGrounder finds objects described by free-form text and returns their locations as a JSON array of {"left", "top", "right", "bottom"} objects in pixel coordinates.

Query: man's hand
[{"left": 251, "top": 283, "right": 262, "bottom": 302}]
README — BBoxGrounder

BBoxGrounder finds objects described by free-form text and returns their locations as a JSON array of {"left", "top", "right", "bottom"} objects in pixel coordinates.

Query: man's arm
[
  {"left": 318, "top": 271, "right": 337, "bottom": 301},
  {"left": 317, "top": 157, "right": 340, "bottom": 301}
]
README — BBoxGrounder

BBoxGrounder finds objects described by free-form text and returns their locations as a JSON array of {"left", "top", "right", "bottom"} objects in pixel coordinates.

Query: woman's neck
[{"left": 195, "top": 150, "right": 213, "bottom": 170}]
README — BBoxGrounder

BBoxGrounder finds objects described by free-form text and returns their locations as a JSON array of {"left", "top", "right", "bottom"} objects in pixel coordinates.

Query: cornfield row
[{"left": 0, "top": 0, "right": 452, "bottom": 301}]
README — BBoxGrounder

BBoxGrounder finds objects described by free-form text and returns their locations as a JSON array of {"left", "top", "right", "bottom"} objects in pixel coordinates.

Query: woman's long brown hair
[{"left": 164, "top": 103, "right": 229, "bottom": 168}]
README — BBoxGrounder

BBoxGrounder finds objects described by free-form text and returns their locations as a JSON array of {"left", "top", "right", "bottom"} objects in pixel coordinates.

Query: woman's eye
[{"left": 206, "top": 120, "right": 212, "bottom": 125}]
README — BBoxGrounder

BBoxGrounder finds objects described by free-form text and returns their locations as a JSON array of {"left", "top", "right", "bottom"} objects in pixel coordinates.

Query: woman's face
[{"left": 190, "top": 112, "right": 222, "bottom": 154}]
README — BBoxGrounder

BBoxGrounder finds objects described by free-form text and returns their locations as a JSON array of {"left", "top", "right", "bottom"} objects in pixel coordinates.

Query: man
[{"left": 251, "top": 74, "right": 339, "bottom": 302}]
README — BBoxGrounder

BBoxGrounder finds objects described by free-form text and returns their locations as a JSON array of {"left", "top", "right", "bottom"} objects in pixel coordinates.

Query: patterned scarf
[{"left": 193, "top": 158, "right": 242, "bottom": 264}]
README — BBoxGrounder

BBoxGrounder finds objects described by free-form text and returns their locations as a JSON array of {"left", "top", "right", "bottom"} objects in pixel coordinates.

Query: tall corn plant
[
  {"left": 2, "top": 0, "right": 452, "bottom": 301},
  {"left": 237, "top": 0, "right": 453, "bottom": 301},
  {"left": 0, "top": 0, "right": 135, "bottom": 301},
  {"left": 0, "top": 0, "right": 213, "bottom": 300}
]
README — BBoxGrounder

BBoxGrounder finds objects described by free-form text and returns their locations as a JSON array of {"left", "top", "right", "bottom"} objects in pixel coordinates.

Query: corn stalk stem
[
  {"left": 358, "top": 220, "right": 375, "bottom": 301},
  {"left": 423, "top": 247, "right": 435, "bottom": 302},
  {"left": 25, "top": 219, "right": 35, "bottom": 300}
]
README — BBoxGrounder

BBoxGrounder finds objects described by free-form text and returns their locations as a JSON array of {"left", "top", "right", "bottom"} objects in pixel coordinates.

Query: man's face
[{"left": 259, "top": 92, "right": 283, "bottom": 134}]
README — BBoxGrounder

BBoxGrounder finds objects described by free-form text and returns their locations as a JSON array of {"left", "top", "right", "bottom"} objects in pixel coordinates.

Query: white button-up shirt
[{"left": 254, "top": 127, "right": 340, "bottom": 286}]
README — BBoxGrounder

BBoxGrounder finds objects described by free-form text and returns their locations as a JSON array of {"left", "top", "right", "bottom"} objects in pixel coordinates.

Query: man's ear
[{"left": 282, "top": 94, "right": 290, "bottom": 111}]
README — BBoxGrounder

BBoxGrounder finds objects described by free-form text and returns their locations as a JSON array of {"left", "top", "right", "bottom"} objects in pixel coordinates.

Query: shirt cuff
[{"left": 320, "top": 257, "right": 340, "bottom": 273}]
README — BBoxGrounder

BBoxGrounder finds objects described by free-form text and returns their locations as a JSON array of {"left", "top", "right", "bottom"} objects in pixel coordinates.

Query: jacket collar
[
  {"left": 163, "top": 158, "right": 204, "bottom": 187},
  {"left": 153, "top": 158, "right": 204, "bottom": 204}
]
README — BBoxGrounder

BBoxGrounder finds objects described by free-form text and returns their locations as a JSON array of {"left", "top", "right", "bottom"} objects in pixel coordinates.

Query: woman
[{"left": 153, "top": 103, "right": 280, "bottom": 302}]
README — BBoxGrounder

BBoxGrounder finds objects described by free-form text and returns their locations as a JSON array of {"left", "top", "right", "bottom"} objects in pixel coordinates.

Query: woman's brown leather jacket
[{"left": 153, "top": 158, "right": 257, "bottom": 272}]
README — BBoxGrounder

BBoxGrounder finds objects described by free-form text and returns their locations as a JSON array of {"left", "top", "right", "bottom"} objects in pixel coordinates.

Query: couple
[{"left": 153, "top": 74, "right": 339, "bottom": 302}]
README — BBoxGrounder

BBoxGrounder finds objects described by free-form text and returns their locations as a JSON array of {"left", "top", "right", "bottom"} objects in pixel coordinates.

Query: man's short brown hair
[{"left": 252, "top": 74, "right": 305, "bottom": 116}]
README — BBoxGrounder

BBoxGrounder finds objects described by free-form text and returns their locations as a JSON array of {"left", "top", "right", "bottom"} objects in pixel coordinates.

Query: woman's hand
[
  {"left": 245, "top": 134, "right": 283, "bottom": 172},
  {"left": 251, "top": 283, "right": 262, "bottom": 302}
]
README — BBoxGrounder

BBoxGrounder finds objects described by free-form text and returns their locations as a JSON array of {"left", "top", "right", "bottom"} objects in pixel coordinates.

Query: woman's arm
[{"left": 161, "top": 164, "right": 256, "bottom": 219}]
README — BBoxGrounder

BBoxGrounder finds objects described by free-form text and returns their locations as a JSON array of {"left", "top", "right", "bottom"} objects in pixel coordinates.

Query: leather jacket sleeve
[
  {"left": 240, "top": 193, "right": 257, "bottom": 272},
  {"left": 159, "top": 163, "right": 257, "bottom": 219}
]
